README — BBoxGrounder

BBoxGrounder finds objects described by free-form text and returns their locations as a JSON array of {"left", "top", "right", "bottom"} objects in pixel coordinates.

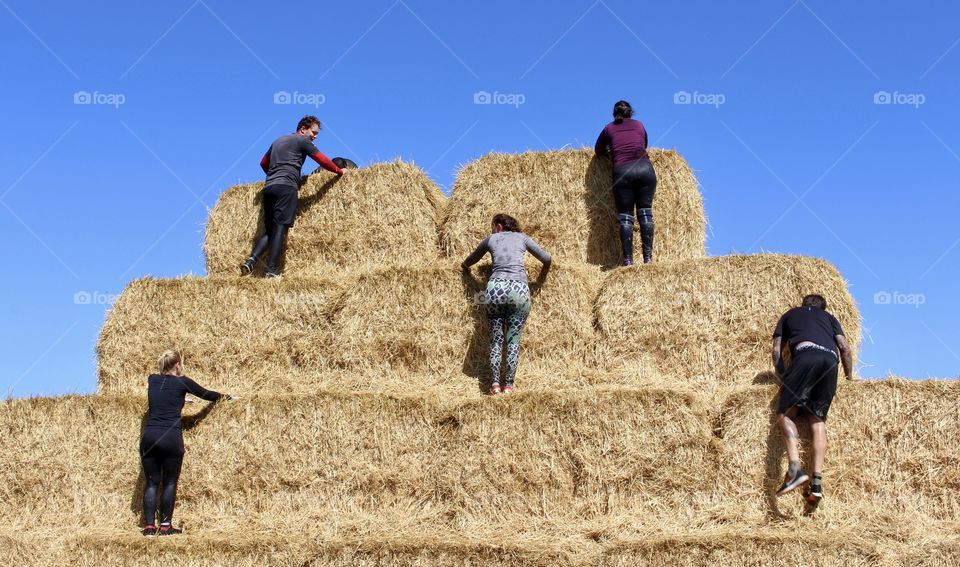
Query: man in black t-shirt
[
  {"left": 771, "top": 294, "right": 854, "bottom": 505},
  {"left": 241, "top": 115, "right": 345, "bottom": 278}
]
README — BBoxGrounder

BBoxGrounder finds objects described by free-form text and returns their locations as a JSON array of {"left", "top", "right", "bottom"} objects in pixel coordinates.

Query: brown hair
[
  {"left": 613, "top": 100, "right": 633, "bottom": 124},
  {"left": 157, "top": 349, "right": 182, "bottom": 375},
  {"left": 802, "top": 294, "right": 828, "bottom": 310},
  {"left": 296, "top": 115, "right": 321, "bottom": 132},
  {"left": 492, "top": 213, "right": 521, "bottom": 233}
]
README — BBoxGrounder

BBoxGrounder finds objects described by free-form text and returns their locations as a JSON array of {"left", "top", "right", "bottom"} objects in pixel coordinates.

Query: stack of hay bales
[
  {"left": 440, "top": 148, "right": 706, "bottom": 268},
  {"left": 204, "top": 161, "right": 446, "bottom": 276},
  {"left": 6, "top": 147, "right": 958, "bottom": 566},
  {"left": 595, "top": 254, "right": 861, "bottom": 389}
]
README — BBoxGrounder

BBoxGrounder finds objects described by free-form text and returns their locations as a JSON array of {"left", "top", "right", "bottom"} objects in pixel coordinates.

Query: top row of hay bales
[{"left": 203, "top": 148, "right": 706, "bottom": 276}]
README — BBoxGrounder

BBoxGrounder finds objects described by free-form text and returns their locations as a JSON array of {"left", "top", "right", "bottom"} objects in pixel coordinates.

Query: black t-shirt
[
  {"left": 773, "top": 306, "right": 845, "bottom": 350},
  {"left": 144, "top": 374, "right": 223, "bottom": 430},
  {"left": 264, "top": 134, "right": 320, "bottom": 188}
]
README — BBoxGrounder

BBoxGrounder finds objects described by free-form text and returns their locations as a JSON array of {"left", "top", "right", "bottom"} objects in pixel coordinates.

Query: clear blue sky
[{"left": 1, "top": 0, "right": 957, "bottom": 396}]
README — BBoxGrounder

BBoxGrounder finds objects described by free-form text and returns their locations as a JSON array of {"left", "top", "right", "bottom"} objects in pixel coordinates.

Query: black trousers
[{"left": 140, "top": 428, "right": 185, "bottom": 525}]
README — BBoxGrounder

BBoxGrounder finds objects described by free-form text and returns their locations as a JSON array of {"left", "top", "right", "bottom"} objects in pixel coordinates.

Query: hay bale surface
[
  {"left": 97, "top": 276, "right": 342, "bottom": 395},
  {"left": 204, "top": 161, "right": 447, "bottom": 277},
  {"left": 441, "top": 148, "right": 705, "bottom": 269},
  {"left": 595, "top": 254, "right": 861, "bottom": 388},
  {"left": 0, "top": 390, "right": 713, "bottom": 535},
  {"left": 98, "top": 260, "right": 613, "bottom": 395},
  {"left": 714, "top": 379, "right": 960, "bottom": 528},
  {"left": 599, "top": 530, "right": 883, "bottom": 566}
]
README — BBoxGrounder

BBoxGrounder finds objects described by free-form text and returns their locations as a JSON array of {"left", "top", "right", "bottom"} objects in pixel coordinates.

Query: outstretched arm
[
  {"left": 462, "top": 237, "right": 491, "bottom": 269},
  {"left": 836, "top": 334, "right": 854, "bottom": 379},
  {"left": 594, "top": 128, "right": 610, "bottom": 156},
  {"left": 524, "top": 235, "right": 552, "bottom": 266},
  {"left": 311, "top": 151, "right": 344, "bottom": 175},
  {"left": 771, "top": 336, "right": 783, "bottom": 375},
  {"left": 182, "top": 376, "right": 228, "bottom": 402}
]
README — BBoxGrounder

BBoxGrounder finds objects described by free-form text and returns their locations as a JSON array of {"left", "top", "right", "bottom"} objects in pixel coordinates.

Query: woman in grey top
[{"left": 461, "top": 214, "right": 552, "bottom": 394}]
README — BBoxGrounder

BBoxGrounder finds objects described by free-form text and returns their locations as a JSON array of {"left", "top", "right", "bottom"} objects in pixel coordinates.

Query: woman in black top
[{"left": 140, "top": 350, "right": 232, "bottom": 536}]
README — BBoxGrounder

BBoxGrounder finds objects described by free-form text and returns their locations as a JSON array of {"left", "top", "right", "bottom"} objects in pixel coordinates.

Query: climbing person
[
  {"left": 771, "top": 294, "right": 854, "bottom": 506},
  {"left": 241, "top": 116, "right": 345, "bottom": 278},
  {"left": 140, "top": 350, "right": 234, "bottom": 536},
  {"left": 461, "top": 214, "right": 551, "bottom": 395},
  {"left": 594, "top": 100, "right": 657, "bottom": 265}
]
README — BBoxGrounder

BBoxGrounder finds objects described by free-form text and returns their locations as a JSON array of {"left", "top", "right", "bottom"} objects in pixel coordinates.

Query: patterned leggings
[{"left": 485, "top": 278, "right": 532, "bottom": 387}]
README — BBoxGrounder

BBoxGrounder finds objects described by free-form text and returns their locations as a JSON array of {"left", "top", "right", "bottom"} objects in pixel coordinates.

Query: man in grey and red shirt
[{"left": 241, "top": 115, "right": 344, "bottom": 278}]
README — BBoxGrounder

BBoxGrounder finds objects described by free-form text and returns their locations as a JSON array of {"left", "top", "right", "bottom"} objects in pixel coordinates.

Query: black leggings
[
  {"left": 612, "top": 159, "right": 657, "bottom": 263},
  {"left": 140, "top": 430, "right": 184, "bottom": 526},
  {"left": 248, "top": 223, "right": 289, "bottom": 274}
]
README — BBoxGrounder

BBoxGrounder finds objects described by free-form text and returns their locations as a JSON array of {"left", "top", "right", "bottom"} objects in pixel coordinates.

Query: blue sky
[{"left": 1, "top": 0, "right": 957, "bottom": 396}]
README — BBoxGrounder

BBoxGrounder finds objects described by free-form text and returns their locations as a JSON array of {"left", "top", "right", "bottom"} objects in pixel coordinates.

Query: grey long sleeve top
[{"left": 461, "top": 231, "right": 552, "bottom": 283}]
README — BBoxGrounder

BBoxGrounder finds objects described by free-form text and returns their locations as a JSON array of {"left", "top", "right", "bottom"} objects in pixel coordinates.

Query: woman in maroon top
[{"left": 595, "top": 100, "right": 658, "bottom": 265}]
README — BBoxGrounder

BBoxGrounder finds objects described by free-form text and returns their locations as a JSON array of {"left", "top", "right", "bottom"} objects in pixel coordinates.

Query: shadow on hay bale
[
  {"left": 441, "top": 148, "right": 706, "bottom": 270},
  {"left": 205, "top": 161, "right": 446, "bottom": 277}
]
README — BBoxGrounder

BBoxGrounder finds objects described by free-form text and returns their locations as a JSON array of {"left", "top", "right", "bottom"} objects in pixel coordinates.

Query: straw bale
[
  {"left": 600, "top": 530, "right": 882, "bottom": 566},
  {"left": 595, "top": 254, "right": 861, "bottom": 388},
  {"left": 714, "top": 379, "right": 960, "bottom": 528},
  {"left": 98, "top": 259, "right": 614, "bottom": 395},
  {"left": 0, "top": 389, "right": 713, "bottom": 534},
  {"left": 441, "top": 148, "right": 705, "bottom": 269},
  {"left": 204, "top": 161, "right": 446, "bottom": 277},
  {"left": 71, "top": 533, "right": 582, "bottom": 567},
  {"left": 96, "top": 276, "right": 342, "bottom": 395},
  {"left": 330, "top": 260, "right": 606, "bottom": 380}
]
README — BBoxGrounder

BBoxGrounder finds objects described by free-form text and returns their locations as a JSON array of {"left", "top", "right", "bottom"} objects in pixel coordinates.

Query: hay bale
[
  {"left": 441, "top": 148, "right": 705, "bottom": 269},
  {"left": 74, "top": 533, "right": 582, "bottom": 567},
  {"left": 204, "top": 161, "right": 447, "bottom": 277},
  {"left": 599, "top": 530, "right": 882, "bottom": 566},
  {"left": 96, "top": 264, "right": 639, "bottom": 396},
  {"left": 594, "top": 254, "right": 861, "bottom": 388},
  {"left": 0, "top": 389, "right": 714, "bottom": 536},
  {"left": 96, "top": 276, "right": 342, "bottom": 395},
  {"left": 714, "top": 379, "right": 960, "bottom": 528}
]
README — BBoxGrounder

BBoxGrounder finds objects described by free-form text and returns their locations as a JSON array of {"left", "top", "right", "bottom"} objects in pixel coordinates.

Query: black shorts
[
  {"left": 612, "top": 159, "right": 657, "bottom": 215},
  {"left": 262, "top": 184, "right": 299, "bottom": 234},
  {"left": 776, "top": 348, "right": 839, "bottom": 419}
]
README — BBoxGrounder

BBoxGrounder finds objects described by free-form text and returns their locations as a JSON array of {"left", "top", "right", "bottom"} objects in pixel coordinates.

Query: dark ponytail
[
  {"left": 613, "top": 100, "right": 633, "bottom": 124},
  {"left": 492, "top": 213, "right": 522, "bottom": 233}
]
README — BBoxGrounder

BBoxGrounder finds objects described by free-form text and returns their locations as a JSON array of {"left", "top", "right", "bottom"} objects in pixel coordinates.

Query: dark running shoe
[
  {"left": 240, "top": 258, "right": 255, "bottom": 276},
  {"left": 142, "top": 525, "right": 157, "bottom": 536},
  {"left": 158, "top": 525, "right": 183, "bottom": 536},
  {"left": 264, "top": 271, "right": 282, "bottom": 279},
  {"left": 809, "top": 481, "right": 823, "bottom": 499},
  {"left": 776, "top": 468, "right": 810, "bottom": 496}
]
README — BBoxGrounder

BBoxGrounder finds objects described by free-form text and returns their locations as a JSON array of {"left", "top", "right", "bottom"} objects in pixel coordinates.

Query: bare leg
[
  {"left": 777, "top": 407, "right": 801, "bottom": 464},
  {"left": 809, "top": 415, "right": 827, "bottom": 475}
]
